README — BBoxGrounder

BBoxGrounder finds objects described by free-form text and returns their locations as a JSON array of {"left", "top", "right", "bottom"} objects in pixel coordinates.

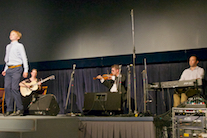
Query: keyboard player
[{"left": 173, "top": 55, "right": 204, "bottom": 107}]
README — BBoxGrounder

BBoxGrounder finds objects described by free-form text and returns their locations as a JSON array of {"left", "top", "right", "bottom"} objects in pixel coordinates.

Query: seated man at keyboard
[{"left": 173, "top": 55, "right": 204, "bottom": 107}]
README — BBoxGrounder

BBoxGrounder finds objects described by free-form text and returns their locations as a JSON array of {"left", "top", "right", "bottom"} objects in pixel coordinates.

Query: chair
[
  {"left": 41, "top": 86, "right": 48, "bottom": 95},
  {"left": 0, "top": 86, "right": 48, "bottom": 114},
  {"left": 0, "top": 88, "right": 5, "bottom": 114}
]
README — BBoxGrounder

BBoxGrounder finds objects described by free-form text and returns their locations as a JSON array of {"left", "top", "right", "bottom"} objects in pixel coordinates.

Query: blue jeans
[{"left": 4, "top": 66, "right": 23, "bottom": 112}]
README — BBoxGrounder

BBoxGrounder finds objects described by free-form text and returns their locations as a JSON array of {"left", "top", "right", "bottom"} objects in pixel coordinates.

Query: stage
[{"left": 0, "top": 114, "right": 156, "bottom": 138}]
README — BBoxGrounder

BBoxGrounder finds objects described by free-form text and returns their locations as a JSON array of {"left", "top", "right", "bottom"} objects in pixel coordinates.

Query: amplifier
[
  {"left": 178, "top": 129, "right": 203, "bottom": 138},
  {"left": 176, "top": 116, "right": 205, "bottom": 129},
  {"left": 83, "top": 92, "right": 122, "bottom": 114},
  {"left": 173, "top": 108, "right": 206, "bottom": 115},
  {"left": 28, "top": 94, "right": 60, "bottom": 116},
  {"left": 172, "top": 108, "right": 207, "bottom": 138}
]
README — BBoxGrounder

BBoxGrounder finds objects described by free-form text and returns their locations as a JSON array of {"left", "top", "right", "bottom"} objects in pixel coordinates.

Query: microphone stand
[
  {"left": 117, "top": 65, "right": 122, "bottom": 93},
  {"left": 142, "top": 58, "right": 149, "bottom": 113},
  {"left": 65, "top": 64, "right": 76, "bottom": 116},
  {"left": 127, "top": 65, "right": 133, "bottom": 114},
  {"left": 131, "top": 9, "right": 138, "bottom": 114}
]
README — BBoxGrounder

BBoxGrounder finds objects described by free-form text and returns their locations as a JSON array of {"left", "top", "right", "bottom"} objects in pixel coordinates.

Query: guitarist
[
  {"left": 19, "top": 69, "right": 42, "bottom": 113},
  {"left": 19, "top": 69, "right": 41, "bottom": 89}
]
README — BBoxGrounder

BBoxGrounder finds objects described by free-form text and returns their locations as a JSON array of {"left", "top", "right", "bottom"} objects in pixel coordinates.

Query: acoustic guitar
[{"left": 20, "top": 75, "right": 55, "bottom": 97}]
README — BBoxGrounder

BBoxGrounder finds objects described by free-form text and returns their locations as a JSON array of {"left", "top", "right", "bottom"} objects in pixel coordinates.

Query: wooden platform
[
  {"left": 0, "top": 114, "right": 79, "bottom": 138},
  {"left": 0, "top": 114, "right": 155, "bottom": 138}
]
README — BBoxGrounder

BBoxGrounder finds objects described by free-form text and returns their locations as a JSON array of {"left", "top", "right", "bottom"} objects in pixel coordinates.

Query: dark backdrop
[{"left": 0, "top": 61, "right": 206, "bottom": 115}]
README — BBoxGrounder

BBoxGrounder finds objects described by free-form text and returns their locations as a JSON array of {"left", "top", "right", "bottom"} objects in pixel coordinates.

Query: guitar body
[
  {"left": 20, "top": 81, "right": 39, "bottom": 97},
  {"left": 20, "top": 75, "right": 55, "bottom": 97}
]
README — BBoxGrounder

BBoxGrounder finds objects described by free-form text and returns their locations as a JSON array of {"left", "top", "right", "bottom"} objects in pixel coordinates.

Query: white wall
[{"left": 0, "top": 1, "right": 206, "bottom": 64}]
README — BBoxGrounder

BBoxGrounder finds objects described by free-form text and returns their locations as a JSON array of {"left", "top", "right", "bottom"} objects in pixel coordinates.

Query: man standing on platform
[
  {"left": 2, "top": 30, "right": 29, "bottom": 116},
  {"left": 173, "top": 55, "right": 204, "bottom": 107}
]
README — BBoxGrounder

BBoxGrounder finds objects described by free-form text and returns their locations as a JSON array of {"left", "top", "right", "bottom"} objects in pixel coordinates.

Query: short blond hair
[
  {"left": 111, "top": 64, "right": 119, "bottom": 70},
  {"left": 11, "top": 30, "right": 22, "bottom": 40}
]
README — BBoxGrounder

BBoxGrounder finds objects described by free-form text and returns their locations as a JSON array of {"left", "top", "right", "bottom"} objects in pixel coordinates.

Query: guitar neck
[
  {"left": 30, "top": 75, "right": 54, "bottom": 87},
  {"left": 40, "top": 78, "right": 51, "bottom": 84}
]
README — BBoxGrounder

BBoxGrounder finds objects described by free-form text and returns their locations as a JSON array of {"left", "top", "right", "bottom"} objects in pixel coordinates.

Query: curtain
[
  {"left": 0, "top": 61, "right": 206, "bottom": 114},
  {"left": 79, "top": 120, "right": 155, "bottom": 138}
]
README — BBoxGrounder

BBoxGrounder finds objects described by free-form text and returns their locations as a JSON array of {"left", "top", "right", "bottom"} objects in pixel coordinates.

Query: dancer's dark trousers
[{"left": 4, "top": 66, "right": 23, "bottom": 112}]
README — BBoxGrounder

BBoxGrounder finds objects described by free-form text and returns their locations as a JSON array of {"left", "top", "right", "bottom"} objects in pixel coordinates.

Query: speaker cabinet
[
  {"left": 83, "top": 92, "right": 122, "bottom": 114},
  {"left": 28, "top": 94, "right": 60, "bottom": 116}
]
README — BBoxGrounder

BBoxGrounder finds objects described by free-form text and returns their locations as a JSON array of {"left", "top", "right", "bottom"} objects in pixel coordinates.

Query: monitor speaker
[
  {"left": 83, "top": 92, "right": 122, "bottom": 114},
  {"left": 28, "top": 94, "right": 60, "bottom": 116}
]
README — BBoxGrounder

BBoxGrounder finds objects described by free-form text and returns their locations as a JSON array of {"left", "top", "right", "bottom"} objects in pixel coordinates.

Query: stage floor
[
  {"left": 0, "top": 114, "right": 79, "bottom": 138},
  {"left": 0, "top": 114, "right": 155, "bottom": 138}
]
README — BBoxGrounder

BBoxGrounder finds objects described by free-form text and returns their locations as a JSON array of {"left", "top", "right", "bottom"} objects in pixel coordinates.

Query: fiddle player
[
  {"left": 96, "top": 64, "right": 127, "bottom": 111},
  {"left": 173, "top": 55, "right": 204, "bottom": 107}
]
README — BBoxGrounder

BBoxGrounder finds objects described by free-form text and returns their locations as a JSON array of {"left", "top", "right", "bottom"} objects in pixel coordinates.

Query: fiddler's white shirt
[
  {"left": 179, "top": 66, "right": 204, "bottom": 81},
  {"left": 100, "top": 76, "right": 118, "bottom": 92}
]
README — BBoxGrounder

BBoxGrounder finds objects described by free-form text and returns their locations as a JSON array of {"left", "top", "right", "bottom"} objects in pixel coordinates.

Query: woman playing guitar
[
  {"left": 19, "top": 69, "right": 42, "bottom": 113},
  {"left": 19, "top": 68, "right": 42, "bottom": 91}
]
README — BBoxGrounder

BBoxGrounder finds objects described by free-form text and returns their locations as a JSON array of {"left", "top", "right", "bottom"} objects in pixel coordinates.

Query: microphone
[
  {"left": 71, "top": 64, "right": 76, "bottom": 78},
  {"left": 127, "top": 65, "right": 130, "bottom": 70},
  {"left": 73, "top": 64, "right": 76, "bottom": 70},
  {"left": 127, "top": 65, "right": 131, "bottom": 73},
  {"left": 131, "top": 9, "right": 133, "bottom": 17}
]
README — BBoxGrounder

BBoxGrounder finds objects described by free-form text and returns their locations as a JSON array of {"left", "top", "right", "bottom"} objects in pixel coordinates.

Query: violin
[{"left": 93, "top": 74, "right": 113, "bottom": 80}]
